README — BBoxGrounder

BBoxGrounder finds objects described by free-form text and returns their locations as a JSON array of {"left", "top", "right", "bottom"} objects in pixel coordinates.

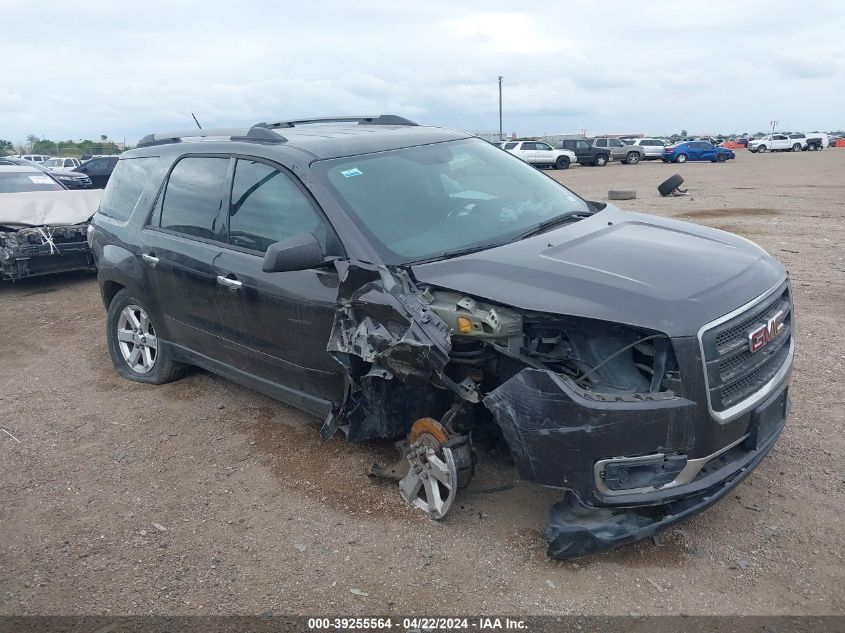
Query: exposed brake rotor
[{"left": 396, "top": 418, "right": 474, "bottom": 520}]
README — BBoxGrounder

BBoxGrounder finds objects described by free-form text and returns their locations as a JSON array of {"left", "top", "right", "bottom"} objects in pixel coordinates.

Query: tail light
[{"left": 664, "top": 147, "right": 674, "bottom": 153}]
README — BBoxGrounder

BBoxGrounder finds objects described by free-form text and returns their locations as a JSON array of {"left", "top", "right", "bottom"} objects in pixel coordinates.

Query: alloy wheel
[{"left": 117, "top": 305, "right": 157, "bottom": 374}]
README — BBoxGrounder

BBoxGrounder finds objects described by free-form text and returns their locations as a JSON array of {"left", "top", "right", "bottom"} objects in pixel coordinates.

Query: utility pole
[{"left": 498, "top": 76, "right": 503, "bottom": 141}]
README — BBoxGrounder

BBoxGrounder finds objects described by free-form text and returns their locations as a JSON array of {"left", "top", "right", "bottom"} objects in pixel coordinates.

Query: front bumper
[
  {"left": 547, "top": 398, "right": 786, "bottom": 558},
  {"left": 482, "top": 331, "right": 792, "bottom": 558},
  {"left": 0, "top": 224, "right": 95, "bottom": 281}
]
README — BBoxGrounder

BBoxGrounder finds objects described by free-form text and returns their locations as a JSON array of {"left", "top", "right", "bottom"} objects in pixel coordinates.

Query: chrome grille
[{"left": 700, "top": 282, "right": 793, "bottom": 414}]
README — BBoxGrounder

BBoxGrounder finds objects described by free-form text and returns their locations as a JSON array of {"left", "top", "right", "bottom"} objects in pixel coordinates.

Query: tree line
[{"left": 0, "top": 135, "right": 125, "bottom": 157}]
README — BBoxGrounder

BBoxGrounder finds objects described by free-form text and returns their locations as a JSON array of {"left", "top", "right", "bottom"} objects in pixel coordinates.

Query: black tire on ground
[
  {"left": 106, "top": 288, "right": 188, "bottom": 385},
  {"left": 676, "top": 153, "right": 688, "bottom": 163},
  {"left": 594, "top": 154, "right": 608, "bottom": 166},
  {"left": 658, "top": 173, "right": 685, "bottom": 197},
  {"left": 717, "top": 153, "right": 727, "bottom": 162},
  {"left": 608, "top": 189, "right": 636, "bottom": 200},
  {"left": 554, "top": 155, "right": 570, "bottom": 170},
  {"left": 625, "top": 152, "right": 640, "bottom": 165},
  {"left": 792, "top": 143, "right": 802, "bottom": 152}
]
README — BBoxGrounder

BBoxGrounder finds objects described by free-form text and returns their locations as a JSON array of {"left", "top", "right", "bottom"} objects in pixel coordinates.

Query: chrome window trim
[
  {"left": 697, "top": 278, "right": 793, "bottom": 423},
  {"left": 594, "top": 433, "right": 750, "bottom": 496}
]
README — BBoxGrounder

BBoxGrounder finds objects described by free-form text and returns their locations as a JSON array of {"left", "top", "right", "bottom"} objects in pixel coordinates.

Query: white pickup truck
[
  {"left": 503, "top": 140, "right": 577, "bottom": 169},
  {"left": 747, "top": 134, "right": 805, "bottom": 153}
]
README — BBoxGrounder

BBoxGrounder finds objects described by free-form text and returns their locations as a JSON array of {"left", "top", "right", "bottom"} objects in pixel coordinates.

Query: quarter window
[
  {"left": 99, "top": 157, "right": 159, "bottom": 221},
  {"left": 594, "top": 139, "right": 607, "bottom": 147},
  {"left": 159, "top": 156, "right": 229, "bottom": 239},
  {"left": 227, "top": 159, "right": 322, "bottom": 253},
  {"left": 504, "top": 142, "right": 517, "bottom": 150}
]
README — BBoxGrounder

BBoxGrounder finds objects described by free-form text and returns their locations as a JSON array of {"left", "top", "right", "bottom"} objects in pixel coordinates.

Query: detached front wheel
[{"left": 106, "top": 288, "right": 187, "bottom": 384}]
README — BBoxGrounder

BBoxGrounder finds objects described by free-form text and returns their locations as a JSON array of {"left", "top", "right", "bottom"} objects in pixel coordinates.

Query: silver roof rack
[
  {"left": 254, "top": 114, "right": 418, "bottom": 129},
  {"left": 137, "top": 126, "right": 287, "bottom": 148}
]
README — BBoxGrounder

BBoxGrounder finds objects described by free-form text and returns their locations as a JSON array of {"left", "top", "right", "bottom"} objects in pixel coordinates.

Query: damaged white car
[{"left": 0, "top": 163, "right": 103, "bottom": 281}]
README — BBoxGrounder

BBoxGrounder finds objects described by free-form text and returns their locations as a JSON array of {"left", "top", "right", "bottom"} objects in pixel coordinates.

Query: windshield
[
  {"left": 315, "top": 138, "right": 590, "bottom": 264},
  {"left": 0, "top": 172, "right": 63, "bottom": 193}
]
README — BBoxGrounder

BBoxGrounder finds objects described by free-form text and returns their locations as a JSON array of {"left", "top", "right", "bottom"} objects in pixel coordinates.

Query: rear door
[
  {"left": 140, "top": 155, "right": 231, "bottom": 357},
  {"left": 210, "top": 157, "right": 345, "bottom": 410},
  {"left": 534, "top": 142, "right": 556, "bottom": 166},
  {"left": 771, "top": 135, "right": 789, "bottom": 151},
  {"left": 516, "top": 142, "right": 536, "bottom": 163}
]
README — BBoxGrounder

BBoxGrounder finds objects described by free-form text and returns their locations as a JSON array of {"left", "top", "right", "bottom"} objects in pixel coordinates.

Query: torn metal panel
[
  {"left": 0, "top": 189, "right": 103, "bottom": 228},
  {"left": 482, "top": 368, "right": 696, "bottom": 490},
  {"left": 325, "top": 261, "right": 475, "bottom": 440}
]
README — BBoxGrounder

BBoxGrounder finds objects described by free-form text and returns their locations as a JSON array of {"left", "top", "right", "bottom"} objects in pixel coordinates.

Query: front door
[{"left": 211, "top": 157, "right": 346, "bottom": 412}]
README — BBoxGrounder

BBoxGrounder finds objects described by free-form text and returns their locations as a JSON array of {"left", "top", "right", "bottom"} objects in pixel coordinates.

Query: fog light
[{"left": 600, "top": 454, "right": 687, "bottom": 492}]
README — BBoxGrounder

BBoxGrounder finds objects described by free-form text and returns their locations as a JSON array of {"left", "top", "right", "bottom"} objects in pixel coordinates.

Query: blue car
[{"left": 662, "top": 141, "right": 735, "bottom": 163}]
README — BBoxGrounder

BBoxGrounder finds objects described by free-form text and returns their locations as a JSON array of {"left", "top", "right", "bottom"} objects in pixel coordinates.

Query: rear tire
[
  {"left": 676, "top": 153, "right": 688, "bottom": 163},
  {"left": 792, "top": 143, "right": 802, "bottom": 152},
  {"left": 594, "top": 154, "right": 608, "bottom": 166},
  {"left": 554, "top": 155, "right": 570, "bottom": 170},
  {"left": 626, "top": 152, "right": 640, "bottom": 165},
  {"left": 106, "top": 288, "right": 188, "bottom": 385}
]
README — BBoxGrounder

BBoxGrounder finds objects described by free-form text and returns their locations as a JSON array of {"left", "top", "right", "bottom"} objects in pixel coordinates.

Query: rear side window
[
  {"left": 594, "top": 138, "right": 607, "bottom": 147},
  {"left": 99, "top": 157, "right": 158, "bottom": 221},
  {"left": 227, "top": 159, "right": 322, "bottom": 253},
  {"left": 504, "top": 142, "right": 517, "bottom": 150},
  {"left": 159, "top": 157, "right": 229, "bottom": 239}
]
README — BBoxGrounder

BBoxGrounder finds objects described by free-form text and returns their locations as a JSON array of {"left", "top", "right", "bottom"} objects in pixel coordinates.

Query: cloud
[{"left": 2, "top": 0, "right": 844, "bottom": 143}]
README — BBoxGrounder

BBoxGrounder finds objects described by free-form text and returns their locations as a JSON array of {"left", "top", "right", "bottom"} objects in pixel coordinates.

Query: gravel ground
[{"left": 1, "top": 149, "right": 843, "bottom": 616}]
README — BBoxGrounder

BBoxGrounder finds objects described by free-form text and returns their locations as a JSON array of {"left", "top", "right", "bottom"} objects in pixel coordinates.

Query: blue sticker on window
[{"left": 340, "top": 168, "right": 362, "bottom": 178}]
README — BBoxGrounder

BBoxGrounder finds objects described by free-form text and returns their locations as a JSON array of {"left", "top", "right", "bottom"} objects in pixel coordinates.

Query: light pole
[{"left": 498, "top": 76, "right": 503, "bottom": 141}]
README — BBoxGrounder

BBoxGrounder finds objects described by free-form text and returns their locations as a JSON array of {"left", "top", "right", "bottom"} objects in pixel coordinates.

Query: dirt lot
[{"left": 1, "top": 150, "right": 843, "bottom": 617}]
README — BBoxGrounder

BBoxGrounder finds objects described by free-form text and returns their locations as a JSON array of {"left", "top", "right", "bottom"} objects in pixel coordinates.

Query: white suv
[{"left": 503, "top": 141, "right": 576, "bottom": 169}]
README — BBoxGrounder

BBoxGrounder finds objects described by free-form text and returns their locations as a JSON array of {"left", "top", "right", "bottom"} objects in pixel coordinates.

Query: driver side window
[{"left": 227, "top": 159, "right": 323, "bottom": 254}]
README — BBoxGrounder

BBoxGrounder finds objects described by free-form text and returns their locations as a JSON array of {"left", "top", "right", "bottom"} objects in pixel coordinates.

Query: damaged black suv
[{"left": 90, "top": 115, "right": 793, "bottom": 558}]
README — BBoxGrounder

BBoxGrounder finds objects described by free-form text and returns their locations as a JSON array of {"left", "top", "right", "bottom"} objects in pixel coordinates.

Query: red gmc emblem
[{"left": 748, "top": 310, "right": 785, "bottom": 353}]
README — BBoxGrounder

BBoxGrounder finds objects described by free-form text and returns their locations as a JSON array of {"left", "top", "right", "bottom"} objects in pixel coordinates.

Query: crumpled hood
[{"left": 412, "top": 206, "right": 786, "bottom": 337}]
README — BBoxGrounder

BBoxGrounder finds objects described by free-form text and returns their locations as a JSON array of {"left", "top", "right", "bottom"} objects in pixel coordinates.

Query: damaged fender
[{"left": 323, "top": 261, "right": 477, "bottom": 441}]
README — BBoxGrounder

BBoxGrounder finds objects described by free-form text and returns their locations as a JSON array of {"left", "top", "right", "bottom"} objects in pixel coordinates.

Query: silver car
[
  {"left": 628, "top": 138, "right": 666, "bottom": 160},
  {"left": 589, "top": 137, "right": 645, "bottom": 165}
]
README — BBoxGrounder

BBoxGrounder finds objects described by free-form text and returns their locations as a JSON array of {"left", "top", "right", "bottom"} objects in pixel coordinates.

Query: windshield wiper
[
  {"left": 410, "top": 242, "right": 505, "bottom": 265},
  {"left": 511, "top": 210, "right": 589, "bottom": 241}
]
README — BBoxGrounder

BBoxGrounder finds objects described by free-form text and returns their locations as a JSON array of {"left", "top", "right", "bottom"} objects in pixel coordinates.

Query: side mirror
[{"left": 262, "top": 233, "right": 326, "bottom": 273}]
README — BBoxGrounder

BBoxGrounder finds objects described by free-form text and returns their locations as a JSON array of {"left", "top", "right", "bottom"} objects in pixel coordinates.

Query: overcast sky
[{"left": 3, "top": 0, "right": 844, "bottom": 144}]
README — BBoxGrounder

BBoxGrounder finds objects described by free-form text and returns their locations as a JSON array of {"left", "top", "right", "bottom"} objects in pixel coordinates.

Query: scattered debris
[
  {"left": 737, "top": 558, "right": 750, "bottom": 570},
  {"left": 546, "top": 580, "right": 556, "bottom": 589},
  {"left": 0, "top": 427, "right": 21, "bottom": 443},
  {"left": 151, "top": 523, "right": 167, "bottom": 532},
  {"left": 743, "top": 502, "right": 765, "bottom": 512},
  {"left": 646, "top": 577, "right": 666, "bottom": 593},
  {"left": 293, "top": 544, "right": 306, "bottom": 552},
  {"left": 349, "top": 588, "right": 368, "bottom": 597}
]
